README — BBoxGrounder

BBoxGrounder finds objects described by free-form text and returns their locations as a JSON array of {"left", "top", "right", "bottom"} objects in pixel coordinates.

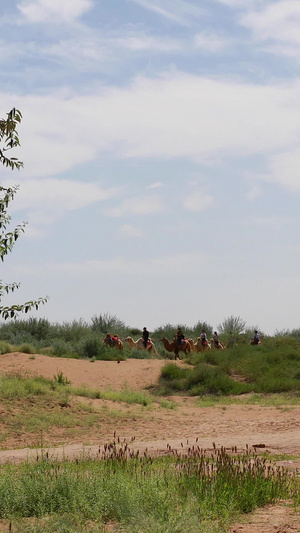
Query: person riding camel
[
  {"left": 252, "top": 330, "right": 260, "bottom": 345},
  {"left": 200, "top": 330, "right": 208, "bottom": 346},
  {"left": 142, "top": 327, "right": 149, "bottom": 348},
  {"left": 213, "top": 331, "right": 224, "bottom": 349},
  {"left": 112, "top": 333, "right": 119, "bottom": 347},
  {"left": 213, "top": 331, "right": 220, "bottom": 349},
  {"left": 176, "top": 328, "right": 185, "bottom": 346}
]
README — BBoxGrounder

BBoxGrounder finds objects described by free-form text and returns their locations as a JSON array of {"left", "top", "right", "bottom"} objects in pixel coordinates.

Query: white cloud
[
  {"left": 246, "top": 184, "right": 262, "bottom": 201},
  {"left": 2, "top": 177, "right": 120, "bottom": 236},
  {"left": 183, "top": 192, "right": 213, "bottom": 212},
  {"left": 104, "top": 195, "right": 164, "bottom": 217},
  {"left": 2, "top": 72, "right": 300, "bottom": 195},
  {"left": 216, "top": 1, "right": 300, "bottom": 59},
  {"left": 17, "top": 0, "right": 93, "bottom": 23},
  {"left": 4, "top": 178, "right": 118, "bottom": 212},
  {"left": 44, "top": 39, "right": 104, "bottom": 64},
  {"left": 42, "top": 251, "right": 210, "bottom": 277},
  {"left": 115, "top": 35, "right": 182, "bottom": 52},
  {"left": 120, "top": 224, "right": 143, "bottom": 238},
  {"left": 130, "top": 0, "right": 205, "bottom": 25},
  {"left": 44, "top": 33, "right": 182, "bottom": 69},
  {"left": 0, "top": 42, "right": 25, "bottom": 65},
  {"left": 251, "top": 216, "right": 287, "bottom": 229},
  {"left": 241, "top": 1, "right": 300, "bottom": 45},
  {"left": 266, "top": 150, "right": 300, "bottom": 192},
  {"left": 147, "top": 182, "right": 163, "bottom": 189},
  {"left": 215, "top": 0, "right": 266, "bottom": 9},
  {"left": 194, "top": 32, "right": 232, "bottom": 53}
]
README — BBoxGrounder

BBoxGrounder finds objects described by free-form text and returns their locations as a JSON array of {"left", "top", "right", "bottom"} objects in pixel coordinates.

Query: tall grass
[{"left": 0, "top": 440, "right": 295, "bottom": 533}]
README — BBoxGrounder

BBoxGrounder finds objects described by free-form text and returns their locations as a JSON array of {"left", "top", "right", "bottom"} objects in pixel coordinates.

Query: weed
[
  {"left": 53, "top": 371, "right": 71, "bottom": 386},
  {"left": 0, "top": 439, "right": 295, "bottom": 533}
]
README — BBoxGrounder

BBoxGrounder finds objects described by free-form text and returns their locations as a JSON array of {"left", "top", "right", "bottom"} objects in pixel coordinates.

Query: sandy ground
[{"left": 0, "top": 352, "right": 300, "bottom": 532}]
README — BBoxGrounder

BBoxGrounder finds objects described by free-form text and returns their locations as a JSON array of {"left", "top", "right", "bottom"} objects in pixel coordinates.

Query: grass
[
  {"left": 194, "top": 392, "right": 300, "bottom": 407},
  {"left": 70, "top": 384, "right": 154, "bottom": 406},
  {"left": 0, "top": 374, "right": 154, "bottom": 407},
  {"left": 159, "top": 340, "right": 300, "bottom": 397},
  {"left": 0, "top": 440, "right": 297, "bottom": 533},
  {"left": 0, "top": 374, "right": 178, "bottom": 449}
]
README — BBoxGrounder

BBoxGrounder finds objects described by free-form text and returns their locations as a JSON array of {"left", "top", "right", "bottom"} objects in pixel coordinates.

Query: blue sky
[{"left": 1, "top": 0, "right": 300, "bottom": 334}]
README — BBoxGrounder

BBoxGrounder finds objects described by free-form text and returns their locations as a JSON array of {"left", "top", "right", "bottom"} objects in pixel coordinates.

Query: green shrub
[
  {"left": 79, "top": 337, "right": 103, "bottom": 358},
  {"left": 90, "top": 313, "right": 126, "bottom": 334},
  {"left": 18, "top": 343, "right": 35, "bottom": 354},
  {"left": 54, "top": 371, "right": 71, "bottom": 386},
  {"left": 51, "top": 339, "right": 76, "bottom": 357},
  {"left": 0, "top": 341, "right": 13, "bottom": 354},
  {"left": 186, "top": 365, "right": 247, "bottom": 395},
  {"left": 160, "top": 363, "right": 190, "bottom": 381},
  {"left": 126, "top": 348, "right": 154, "bottom": 360}
]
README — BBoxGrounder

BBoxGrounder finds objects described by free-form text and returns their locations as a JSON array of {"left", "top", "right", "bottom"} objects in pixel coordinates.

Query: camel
[
  {"left": 103, "top": 334, "right": 123, "bottom": 350},
  {"left": 160, "top": 337, "right": 191, "bottom": 359},
  {"left": 195, "top": 337, "right": 211, "bottom": 352},
  {"left": 210, "top": 338, "right": 224, "bottom": 350},
  {"left": 187, "top": 337, "right": 211, "bottom": 352},
  {"left": 187, "top": 338, "right": 196, "bottom": 351},
  {"left": 124, "top": 336, "right": 158, "bottom": 356}
]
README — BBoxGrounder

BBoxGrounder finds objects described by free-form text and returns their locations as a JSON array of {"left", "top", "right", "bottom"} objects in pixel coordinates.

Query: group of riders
[
  {"left": 175, "top": 328, "right": 224, "bottom": 349},
  {"left": 105, "top": 328, "right": 261, "bottom": 350},
  {"left": 104, "top": 327, "right": 150, "bottom": 349},
  {"left": 176, "top": 328, "right": 260, "bottom": 349}
]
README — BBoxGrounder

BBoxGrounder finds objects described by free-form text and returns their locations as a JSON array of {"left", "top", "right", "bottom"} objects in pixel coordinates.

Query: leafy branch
[{"left": 0, "top": 108, "right": 48, "bottom": 319}]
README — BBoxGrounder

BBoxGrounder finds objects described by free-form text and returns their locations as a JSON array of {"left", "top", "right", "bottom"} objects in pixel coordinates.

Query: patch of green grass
[
  {"left": 0, "top": 375, "right": 155, "bottom": 447},
  {"left": 0, "top": 375, "right": 60, "bottom": 400},
  {"left": 261, "top": 452, "right": 300, "bottom": 461},
  {"left": 0, "top": 341, "right": 14, "bottom": 354},
  {"left": 12, "top": 405, "right": 98, "bottom": 434},
  {"left": 53, "top": 371, "right": 71, "bottom": 386},
  {"left": 0, "top": 444, "right": 295, "bottom": 533},
  {"left": 70, "top": 385, "right": 153, "bottom": 406},
  {"left": 195, "top": 392, "right": 300, "bottom": 407},
  {"left": 158, "top": 398, "right": 176, "bottom": 409}
]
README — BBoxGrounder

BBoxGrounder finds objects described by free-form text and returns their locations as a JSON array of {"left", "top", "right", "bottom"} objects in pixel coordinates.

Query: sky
[{"left": 1, "top": 0, "right": 300, "bottom": 335}]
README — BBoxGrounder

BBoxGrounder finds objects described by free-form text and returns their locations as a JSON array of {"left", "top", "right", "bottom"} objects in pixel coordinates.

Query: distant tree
[
  {"left": 128, "top": 327, "right": 142, "bottom": 336},
  {"left": 90, "top": 312, "right": 125, "bottom": 334},
  {"left": 285, "top": 328, "right": 300, "bottom": 340},
  {"left": 0, "top": 108, "right": 48, "bottom": 319},
  {"left": 153, "top": 323, "right": 189, "bottom": 339},
  {"left": 274, "top": 329, "right": 291, "bottom": 337},
  {"left": 244, "top": 325, "right": 263, "bottom": 339},
  {"left": 192, "top": 320, "right": 213, "bottom": 337},
  {"left": 217, "top": 316, "right": 246, "bottom": 345}
]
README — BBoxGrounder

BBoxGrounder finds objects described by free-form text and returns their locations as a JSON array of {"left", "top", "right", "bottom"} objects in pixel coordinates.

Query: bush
[
  {"left": 0, "top": 341, "right": 13, "bottom": 354},
  {"left": 187, "top": 365, "right": 247, "bottom": 395},
  {"left": 51, "top": 339, "right": 76, "bottom": 358},
  {"left": 192, "top": 320, "right": 213, "bottom": 337},
  {"left": 90, "top": 313, "right": 125, "bottom": 334},
  {"left": 160, "top": 364, "right": 190, "bottom": 381},
  {"left": 18, "top": 343, "right": 35, "bottom": 354},
  {"left": 79, "top": 337, "right": 103, "bottom": 358}
]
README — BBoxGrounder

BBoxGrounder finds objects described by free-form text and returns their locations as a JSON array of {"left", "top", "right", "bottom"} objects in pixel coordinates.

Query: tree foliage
[
  {"left": 90, "top": 313, "right": 125, "bottom": 334},
  {"left": 217, "top": 315, "right": 246, "bottom": 337},
  {"left": 0, "top": 108, "right": 48, "bottom": 319}
]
